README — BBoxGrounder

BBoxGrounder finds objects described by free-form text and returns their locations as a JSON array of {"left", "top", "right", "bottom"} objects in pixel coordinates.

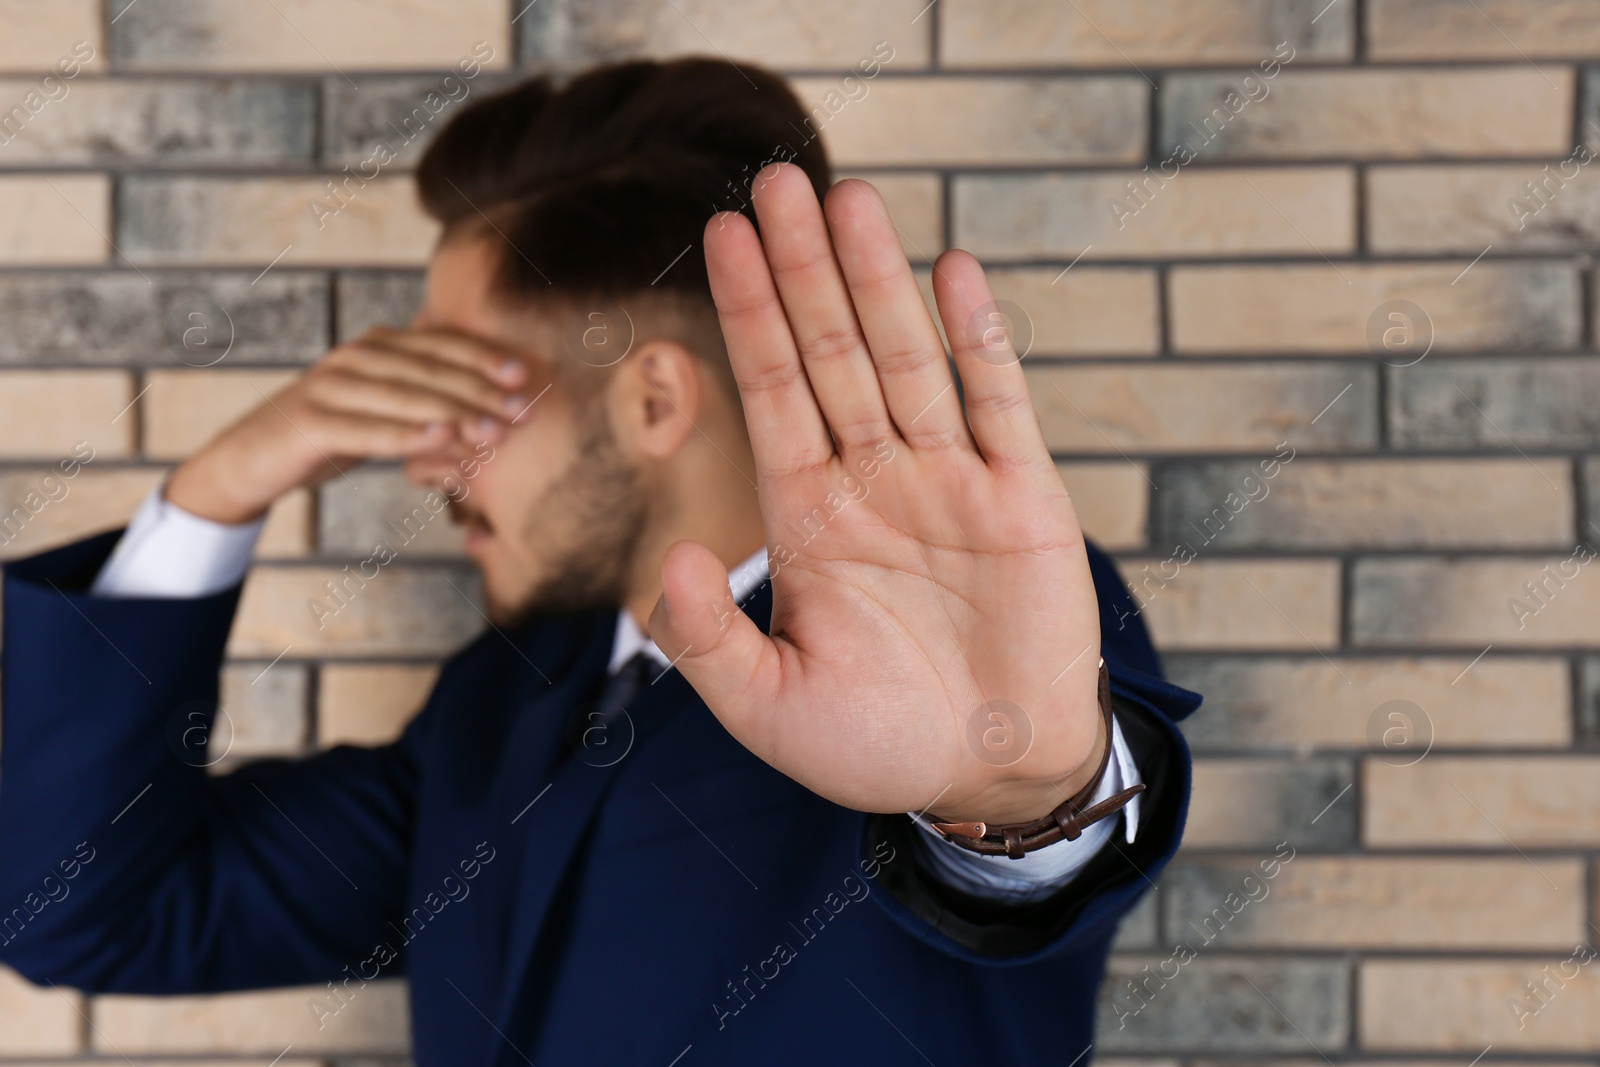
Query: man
[{"left": 0, "top": 58, "right": 1201, "bottom": 1065}]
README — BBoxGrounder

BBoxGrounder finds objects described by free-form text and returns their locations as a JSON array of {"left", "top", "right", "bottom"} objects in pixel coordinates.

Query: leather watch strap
[{"left": 928, "top": 656, "right": 1144, "bottom": 860}]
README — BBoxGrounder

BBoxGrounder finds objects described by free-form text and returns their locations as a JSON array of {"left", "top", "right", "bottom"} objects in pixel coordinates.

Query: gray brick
[
  {"left": 336, "top": 271, "right": 427, "bottom": 342},
  {"left": 1580, "top": 654, "right": 1600, "bottom": 748},
  {"left": 1185, "top": 757, "right": 1356, "bottom": 849},
  {"left": 1112, "top": 890, "right": 1160, "bottom": 952},
  {"left": 1388, "top": 357, "right": 1600, "bottom": 450},
  {"left": 0, "top": 271, "right": 329, "bottom": 366},
  {"left": 318, "top": 465, "right": 467, "bottom": 557},
  {"left": 941, "top": 0, "right": 1353, "bottom": 68},
  {"left": 218, "top": 662, "right": 310, "bottom": 758},
  {"left": 1350, "top": 556, "right": 1600, "bottom": 648},
  {"left": 1584, "top": 455, "right": 1600, "bottom": 543},
  {"left": 1149, "top": 458, "right": 1573, "bottom": 550},
  {"left": 0, "top": 78, "right": 312, "bottom": 166},
  {"left": 1097, "top": 956, "right": 1350, "bottom": 1052},
  {"left": 1159, "top": 68, "right": 1572, "bottom": 162},
  {"left": 322, "top": 74, "right": 516, "bottom": 169},
  {"left": 1585, "top": 66, "right": 1600, "bottom": 153},
  {"left": 518, "top": 0, "right": 930, "bottom": 68}
]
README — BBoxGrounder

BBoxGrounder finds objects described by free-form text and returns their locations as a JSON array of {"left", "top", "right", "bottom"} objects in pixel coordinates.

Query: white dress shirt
[{"left": 92, "top": 481, "right": 1143, "bottom": 905}]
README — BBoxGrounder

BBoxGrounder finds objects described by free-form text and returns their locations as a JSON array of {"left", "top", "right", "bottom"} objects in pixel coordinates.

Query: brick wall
[{"left": 0, "top": 0, "right": 1596, "bottom": 1063}]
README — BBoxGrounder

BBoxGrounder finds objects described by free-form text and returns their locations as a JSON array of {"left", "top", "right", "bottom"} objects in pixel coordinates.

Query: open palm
[{"left": 648, "top": 164, "right": 1105, "bottom": 826}]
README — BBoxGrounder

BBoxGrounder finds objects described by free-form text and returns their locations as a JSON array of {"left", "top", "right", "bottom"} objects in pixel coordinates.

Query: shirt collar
[{"left": 607, "top": 546, "right": 770, "bottom": 675}]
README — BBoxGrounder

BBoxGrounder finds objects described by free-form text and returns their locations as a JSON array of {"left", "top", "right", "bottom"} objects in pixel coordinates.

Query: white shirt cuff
[
  {"left": 90, "top": 480, "right": 265, "bottom": 598},
  {"left": 909, "top": 712, "right": 1143, "bottom": 905}
]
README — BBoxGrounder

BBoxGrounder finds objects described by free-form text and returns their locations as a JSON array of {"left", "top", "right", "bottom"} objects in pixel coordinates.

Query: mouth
[{"left": 449, "top": 501, "right": 494, "bottom": 549}]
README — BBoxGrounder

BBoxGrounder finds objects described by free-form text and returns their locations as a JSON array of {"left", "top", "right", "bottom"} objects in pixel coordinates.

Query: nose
[{"left": 403, "top": 443, "right": 474, "bottom": 489}]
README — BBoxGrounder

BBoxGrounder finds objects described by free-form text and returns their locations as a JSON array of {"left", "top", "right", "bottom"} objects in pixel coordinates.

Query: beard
[{"left": 496, "top": 405, "right": 650, "bottom": 626}]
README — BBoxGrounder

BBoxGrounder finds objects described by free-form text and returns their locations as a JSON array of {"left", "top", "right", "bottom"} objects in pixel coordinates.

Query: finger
[
  {"left": 704, "top": 209, "right": 834, "bottom": 478},
  {"left": 647, "top": 539, "right": 780, "bottom": 746},
  {"left": 751, "top": 164, "right": 893, "bottom": 450},
  {"left": 825, "top": 179, "right": 970, "bottom": 450},
  {"left": 299, "top": 408, "right": 457, "bottom": 458},
  {"left": 304, "top": 371, "right": 507, "bottom": 442},
  {"left": 359, "top": 326, "right": 528, "bottom": 387},
  {"left": 325, "top": 344, "right": 530, "bottom": 423},
  {"left": 932, "top": 249, "right": 1051, "bottom": 471}
]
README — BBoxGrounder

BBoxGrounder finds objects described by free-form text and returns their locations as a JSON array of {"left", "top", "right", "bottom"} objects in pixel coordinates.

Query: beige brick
[
  {"left": 0, "top": 466, "right": 308, "bottom": 561},
  {"left": 1185, "top": 756, "right": 1354, "bottom": 848},
  {"left": 256, "top": 489, "right": 313, "bottom": 559},
  {"left": 838, "top": 172, "right": 942, "bottom": 262},
  {"left": 954, "top": 167, "right": 1355, "bottom": 260},
  {"left": 92, "top": 979, "right": 408, "bottom": 1055},
  {"left": 0, "top": 466, "right": 156, "bottom": 560},
  {"left": 941, "top": 0, "right": 1352, "bottom": 67},
  {"left": 111, "top": 0, "right": 510, "bottom": 72},
  {"left": 1367, "top": 757, "right": 1600, "bottom": 848},
  {"left": 0, "top": 965, "right": 82, "bottom": 1054},
  {"left": 1171, "top": 655, "right": 1571, "bottom": 751},
  {"left": 1369, "top": 0, "right": 1600, "bottom": 59},
  {"left": 1162, "top": 68, "right": 1573, "bottom": 160},
  {"left": 795, "top": 76, "right": 1145, "bottom": 167},
  {"left": 1027, "top": 364, "right": 1376, "bottom": 453},
  {"left": 0, "top": 0, "right": 101, "bottom": 72},
  {"left": 1353, "top": 556, "right": 1600, "bottom": 648},
  {"left": 1152, "top": 458, "right": 1574, "bottom": 549},
  {"left": 918, "top": 268, "right": 1161, "bottom": 357},
  {"left": 1369, "top": 164, "right": 1600, "bottom": 254},
  {"left": 1058, "top": 462, "right": 1149, "bottom": 551},
  {"left": 1166, "top": 857, "right": 1582, "bottom": 950},
  {"left": 1169, "top": 262, "right": 1581, "bottom": 353},
  {"left": 0, "top": 175, "right": 108, "bottom": 264},
  {"left": 1114, "top": 557, "right": 1340, "bottom": 651},
  {"left": 143, "top": 369, "right": 303, "bottom": 460},
  {"left": 320, "top": 663, "right": 441, "bottom": 746},
  {"left": 523, "top": 0, "right": 931, "bottom": 68},
  {"left": 0, "top": 372, "right": 132, "bottom": 459},
  {"left": 230, "top": 564, "right": 485, "bottom": 658},
  {"left": 122, "top": 177, "right": 437, "bottom": 267},
  {"left": 1362, "top": 959, "right": 1600, "bottom": 1051}
]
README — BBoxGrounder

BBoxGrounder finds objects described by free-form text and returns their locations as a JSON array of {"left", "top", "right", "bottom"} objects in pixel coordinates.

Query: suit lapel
[{"left": 487, "top": 583, "right": 775, "bottom": 1063}]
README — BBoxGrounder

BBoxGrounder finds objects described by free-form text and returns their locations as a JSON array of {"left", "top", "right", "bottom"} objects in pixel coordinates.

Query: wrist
[
  {"left": 952, "top": 702, "right": 1109, "bottom": 826},
  {"left": 165, "top": 448, "right": 274, "bottom": 525}
]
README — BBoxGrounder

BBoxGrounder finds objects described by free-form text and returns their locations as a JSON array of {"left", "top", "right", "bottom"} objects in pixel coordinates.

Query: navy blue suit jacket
[{"left": 0, "top": 528, "right": 1200, "bottom": 1066}]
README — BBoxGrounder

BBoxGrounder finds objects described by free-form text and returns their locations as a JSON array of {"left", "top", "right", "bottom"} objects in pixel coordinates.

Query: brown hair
[{"left": 415, "top": 57, "right": 832, "bottom": 396}]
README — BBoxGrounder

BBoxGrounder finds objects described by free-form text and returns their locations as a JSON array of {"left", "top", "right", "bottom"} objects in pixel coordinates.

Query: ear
[{"left": 610, "top": 339, "right": 701, "bottom": 460}]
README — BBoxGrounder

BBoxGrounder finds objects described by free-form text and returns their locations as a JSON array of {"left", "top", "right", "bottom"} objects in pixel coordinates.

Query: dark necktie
[
  {"left": 564, "top": 651, "right": 663, "bottom": 768},
  {"left": 595, "top": 651, "right": 664, "bottom": 727}
]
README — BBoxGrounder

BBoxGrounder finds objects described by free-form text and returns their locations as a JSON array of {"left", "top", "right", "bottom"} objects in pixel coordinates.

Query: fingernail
[
  {"left": 474, "top": 415, "right": 501, "bottom": 438},
  {"left": 497, "top": 358, "right": 525, "bottom": 383},
  {"left": 423, "top": 420, "right": 449, "bottom": 435},
  {"left": 504, "top": 393, "right": 527, "bottom": 418}
]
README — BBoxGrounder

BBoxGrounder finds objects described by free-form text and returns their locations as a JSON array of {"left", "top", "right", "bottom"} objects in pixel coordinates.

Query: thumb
[{"left": 647, "top": 539, "right": 778, "bottom": 733}]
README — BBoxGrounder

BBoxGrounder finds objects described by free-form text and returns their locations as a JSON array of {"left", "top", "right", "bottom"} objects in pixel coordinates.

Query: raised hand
[
  {"left": 165, "top": 327, "right": 535, "bottom": 525},
  {"left": 647, "top": 164, "right": 1106, "bottom": 826}
]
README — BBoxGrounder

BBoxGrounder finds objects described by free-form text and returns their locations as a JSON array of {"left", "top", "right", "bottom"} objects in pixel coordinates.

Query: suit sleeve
[
  {"left": 0, "top": 529, "right": 428, "bottom": 994},
  {"left": 864, "top": 538, "right": 1204, "bottom": 962}
]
